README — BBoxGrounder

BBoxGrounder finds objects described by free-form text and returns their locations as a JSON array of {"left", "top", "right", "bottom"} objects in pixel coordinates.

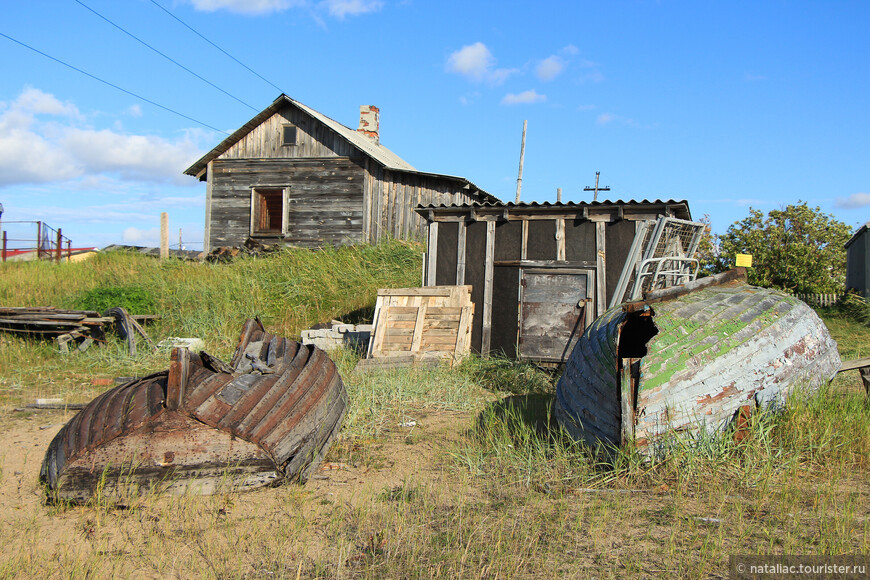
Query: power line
[
  {"left": 147, "top": 0, "right": 285, "bottom": 95},
  {"left": 73, "top": 0, "right": 258, "bottom": 112},
  {"left": 0, "top": 31, "right": 230, "bottom": 134}
]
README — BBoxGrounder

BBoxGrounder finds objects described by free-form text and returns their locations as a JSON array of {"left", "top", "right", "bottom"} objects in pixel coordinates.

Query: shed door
[{"left": 518, "top": 269, "right": 593, "bottom": 362}]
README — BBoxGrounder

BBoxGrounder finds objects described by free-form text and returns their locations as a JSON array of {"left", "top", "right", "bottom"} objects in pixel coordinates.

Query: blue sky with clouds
[{"left": 1, "top": 0, "right": 867, "bottom": 249}]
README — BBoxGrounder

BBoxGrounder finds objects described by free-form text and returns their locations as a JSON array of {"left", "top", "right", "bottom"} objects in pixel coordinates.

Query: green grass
[{"left": 1, "top": 247, "right": 869, "bottom": 578}]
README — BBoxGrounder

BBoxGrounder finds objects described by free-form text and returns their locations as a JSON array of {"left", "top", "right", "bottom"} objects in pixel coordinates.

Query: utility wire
[
  {"left": 0, "top": 31, "right": 230, "bottom": 134},
  {"left": 147, "top": 0, "right": 285, "bottom": 95},
  {"left": 73, "top": 0, "right": 258, "bottom": 112}
]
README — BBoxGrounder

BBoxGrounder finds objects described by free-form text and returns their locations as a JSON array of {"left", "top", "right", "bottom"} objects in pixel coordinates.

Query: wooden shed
[
  {"left": 416, "top": 200, "right": 692, "bottom": 363},
  {"left": 846, "top": 222, "right": 870, "bottom": 298},
  {"left": 184, "top": 94, "right": 498, "bottom": 251}
]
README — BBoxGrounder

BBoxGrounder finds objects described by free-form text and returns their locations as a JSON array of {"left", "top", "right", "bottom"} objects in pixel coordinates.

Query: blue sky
[{"left": 1, "top": 0, "right": 867, "bottom": 250}]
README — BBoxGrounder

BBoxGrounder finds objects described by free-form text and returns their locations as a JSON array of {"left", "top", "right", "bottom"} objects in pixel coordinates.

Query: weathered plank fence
[{"left": 791, "top": 293, "right": 843, "bottom": 307}]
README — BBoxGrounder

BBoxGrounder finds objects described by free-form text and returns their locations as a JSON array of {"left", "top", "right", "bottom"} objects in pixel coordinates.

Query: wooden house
[
  {"left": 846, "top": 221, "right": 870, "bottom": 297},
  {"left": 184, "top": 95, "right": 498, "bottom": 251},
  {"left": 416, "top": 200, "right": 692, "bottom": 363}
]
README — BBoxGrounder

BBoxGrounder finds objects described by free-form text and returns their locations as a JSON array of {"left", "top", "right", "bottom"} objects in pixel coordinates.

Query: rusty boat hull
[
  {"left": 555, "top": 270, "right": 841, "bottom": 450},
  {"left": 41, "top": 319, "right": 347, "bottom": 502}
]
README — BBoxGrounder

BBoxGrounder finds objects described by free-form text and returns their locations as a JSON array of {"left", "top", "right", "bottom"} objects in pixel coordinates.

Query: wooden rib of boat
[
  {"left": 40, "top": 319, "right": 347, "bottom": 502},
  {"left": 555, "top": 269, "right": 841, "bottom": 450}
]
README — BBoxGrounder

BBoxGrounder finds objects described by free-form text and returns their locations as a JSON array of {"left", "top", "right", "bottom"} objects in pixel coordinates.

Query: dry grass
[{"left": 1, "top": 250, "right": 868, "bottom": 578}]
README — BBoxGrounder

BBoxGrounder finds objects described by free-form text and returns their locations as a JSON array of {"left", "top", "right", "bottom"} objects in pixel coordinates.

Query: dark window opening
[
  {"left": 282, "top": 126, "right": 297, "bottom": 146},
  {"left": 253, "top": 189, "right": 284, "bottom": 235},
  {"left": 617, "top": 310, "right": 658, "bottom": 358}
]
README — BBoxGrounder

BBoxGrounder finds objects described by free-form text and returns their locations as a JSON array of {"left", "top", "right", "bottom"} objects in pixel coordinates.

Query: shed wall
[
  {"left": 847, "top": 231, "right": 870, "bottom": 297},
  {"left": 208, "top": 158, "right": 365, "bottom": 249}
]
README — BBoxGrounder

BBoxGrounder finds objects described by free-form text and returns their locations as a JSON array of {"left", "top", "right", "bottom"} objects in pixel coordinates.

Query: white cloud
[
  {"left": 535, "top": 46, "right": 581, "bottom": 82},
  {"left": 62, "top": 129, "right": 201, "bottom": 184},
  {"left": 320, "top": 0, "right": 383, "bottom": 18},
  {"left": 502, "top": 90, "right": 546, "bottom": 105},
  {"left": 0, "top": 88, "right": 204, "bottom": 187},
  {"left": 536, "top": 56, "right": 565, "bottom": 82},
  {"left": 127, "top": 104, "right": 143, "bottom": 117},
  {"left": 447, "top": 43, "right": 493, "bottom": 80},
  {"left": 123, "top": 226, "right": 160, "bottom": 246},
  {"left": 186, "top": 0, "right": 305, "bottom": 14},
  {"left": 836, "top": 193, "right": 870, "bottom": 209},
  {"left": 446, "top": 42, "right": 517, "bottom": 85},
  {"left": 596, "top": 113, "right": 616, "bottom": 125}
]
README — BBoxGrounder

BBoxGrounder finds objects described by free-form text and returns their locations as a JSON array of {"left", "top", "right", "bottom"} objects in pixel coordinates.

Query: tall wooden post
[
  {"left": 557, "top": 187, "right": 562, "bottom": 203},
  {"left": 514, "top": 120, "right": 527, "bottom": 204},
  {"left": 2, "top": 230, "right": 6, "bottom": 262},
  {"left": 36, "top": 221, "right": 42, "bottom": 260},
  {"left": 56, "top": 228, "right": 62, "bottom": 263},
  {"left": 160, "top": 213, "right": 169, "bottom": 259}
]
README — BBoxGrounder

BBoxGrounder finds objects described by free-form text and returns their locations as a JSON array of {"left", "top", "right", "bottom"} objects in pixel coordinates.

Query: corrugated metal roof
[{"left": 416, "top": 199, "right": 690, "bottom": 209}]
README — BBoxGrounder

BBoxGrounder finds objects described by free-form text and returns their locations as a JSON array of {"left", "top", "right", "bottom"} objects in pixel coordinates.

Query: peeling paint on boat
[{"left": 555, "top": 270, "right": 841, "bottom": 449}]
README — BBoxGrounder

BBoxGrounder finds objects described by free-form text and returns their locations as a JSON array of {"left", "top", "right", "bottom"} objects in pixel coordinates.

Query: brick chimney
[{"left": 357, "top": 105, "right": 379, "bottom": 145}]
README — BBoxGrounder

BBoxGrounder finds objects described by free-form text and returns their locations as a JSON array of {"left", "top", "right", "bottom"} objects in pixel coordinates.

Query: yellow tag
[{"left": 735, "top": 254, "right": 753, "bottom": 267}]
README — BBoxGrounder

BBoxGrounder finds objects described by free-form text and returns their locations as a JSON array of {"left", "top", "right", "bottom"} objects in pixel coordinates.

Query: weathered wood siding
[
  {"left": 847, "top": 228, "right": 870, "bottom": 297},
  {"left": 219, "top": 105, "right": 357, "bottom": 160},
  {"left": 363, "top": 165, "right": 479, "bottom": 242},
  {"left": 203, "top": 100, "right": 488, "bottom": 249},
  {"left": 209, "top": 158, "right": 365, "bottom": 249}
]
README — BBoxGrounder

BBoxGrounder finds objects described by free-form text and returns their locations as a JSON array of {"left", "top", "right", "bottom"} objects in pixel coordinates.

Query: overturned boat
[
  {"left": 41, "top": 319, "right": 347, "bottom": 502},
  {"left": 555, "top": 269, "right": 841, "bottom": 450}
]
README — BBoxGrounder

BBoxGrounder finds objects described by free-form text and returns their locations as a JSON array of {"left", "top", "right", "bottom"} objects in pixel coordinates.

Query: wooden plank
[
  {"left": 481, "top": 220, "right": 496, "bottom": 356},
  {"left": 426, "top": 222, "right": 439, "bottom": 286},
  {"left": 410, "top": 300, "right": 427, "bottom": 354},
  {"left": 839, "top": 357, "right": 870, "bottom": 372},
  {"left": 456, "top": 222, "right": 467, "bottom": 285},
  {"left": 378, "top": 287, "right": 453, "bottom": 297},
  {"left": 619, "top": 360, "right": 635, "bottom": 445},
  {"left": 596, "top": 221, "right": 607, "bottom": 317},
  {"left": 556, "top": 218, "right": 566, "bottom": 261},
  {"left": 494, "top": 260, "right": 597, "bottom": 269},
  {"left": 521, "top": 217, "right": 529, "bottom": 260}
]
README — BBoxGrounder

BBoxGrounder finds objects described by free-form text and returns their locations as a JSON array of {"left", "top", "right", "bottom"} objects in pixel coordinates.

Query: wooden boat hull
[
  {"left": 555, "top": 271, "right": 841, "bottom": 450},
  {"left": 41, "top": 319, "right": 347, "bottom": 502}
]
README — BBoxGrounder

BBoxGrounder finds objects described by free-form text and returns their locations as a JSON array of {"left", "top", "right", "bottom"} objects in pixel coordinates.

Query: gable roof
[
  {"left": 186, "top": 94, "right": 454, "bottom": 180},
  {"left": 846, "top": 221, "right": 870, "bottom": 249}
]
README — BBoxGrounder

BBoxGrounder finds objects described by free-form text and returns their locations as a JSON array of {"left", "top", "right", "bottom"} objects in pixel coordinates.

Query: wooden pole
[
  {"left": 2, "top": 230, "right": 6, "bottom": 262},
  {"left": 179, "top": 228, "right": 183, "bottom": 252},
  {"left": 514, "top": 120, "right": 527, "bottom": 204},
  {"left": 56, "top": 228, "right": 62, "bottom": 263},
  {"left": 557, "top": 187, "right": 562, "bottom": 203},
  {"left": 36, "top": 221, "right": 42, "bottom": 260},
  {"left": 160, "top": 213, "right": 169, "bottom": 259}
]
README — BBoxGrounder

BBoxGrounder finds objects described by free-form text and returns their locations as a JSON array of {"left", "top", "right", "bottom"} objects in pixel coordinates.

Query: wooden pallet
[{"left": 361, "top": 286, "right": 473, "bottom": 369}]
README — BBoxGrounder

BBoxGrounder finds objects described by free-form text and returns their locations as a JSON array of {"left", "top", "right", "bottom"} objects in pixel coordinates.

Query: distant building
[
  {"left": 184, "top": 94, "right": 497, "bottom": 251},
  {"left": 846, "top": 221, "right": 870, "bottom": 297}
]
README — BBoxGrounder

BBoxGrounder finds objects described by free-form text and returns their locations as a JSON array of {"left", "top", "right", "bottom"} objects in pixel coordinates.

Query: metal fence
[{"left": 1, "top": 221, "right": 72, "bottom": 263}]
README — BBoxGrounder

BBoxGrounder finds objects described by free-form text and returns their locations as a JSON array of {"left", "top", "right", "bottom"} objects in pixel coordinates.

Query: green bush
[{"left": 69, "top": 284, "right": 157, "bottom": 314}]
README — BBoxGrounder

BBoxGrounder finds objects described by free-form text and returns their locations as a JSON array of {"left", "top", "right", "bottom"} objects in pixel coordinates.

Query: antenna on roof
[
  {"left": 514, "top": 120, "right": 527, "bottom": 204},
  {"left": 584, "top": 171, "right": 610, "bottom": 201}
]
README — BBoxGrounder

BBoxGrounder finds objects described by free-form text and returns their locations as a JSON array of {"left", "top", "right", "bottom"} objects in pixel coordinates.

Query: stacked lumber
[{"left": 0, "top": 306, "right": 156, "bottom": 353}]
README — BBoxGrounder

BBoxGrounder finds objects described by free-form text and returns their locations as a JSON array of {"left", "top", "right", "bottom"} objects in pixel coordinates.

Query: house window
[
  {"left": 282, "top": 125, "right": 297, "bottom": 146},
  {"left": 251, "top": 188, "right": 287, "bottom": 236}
]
